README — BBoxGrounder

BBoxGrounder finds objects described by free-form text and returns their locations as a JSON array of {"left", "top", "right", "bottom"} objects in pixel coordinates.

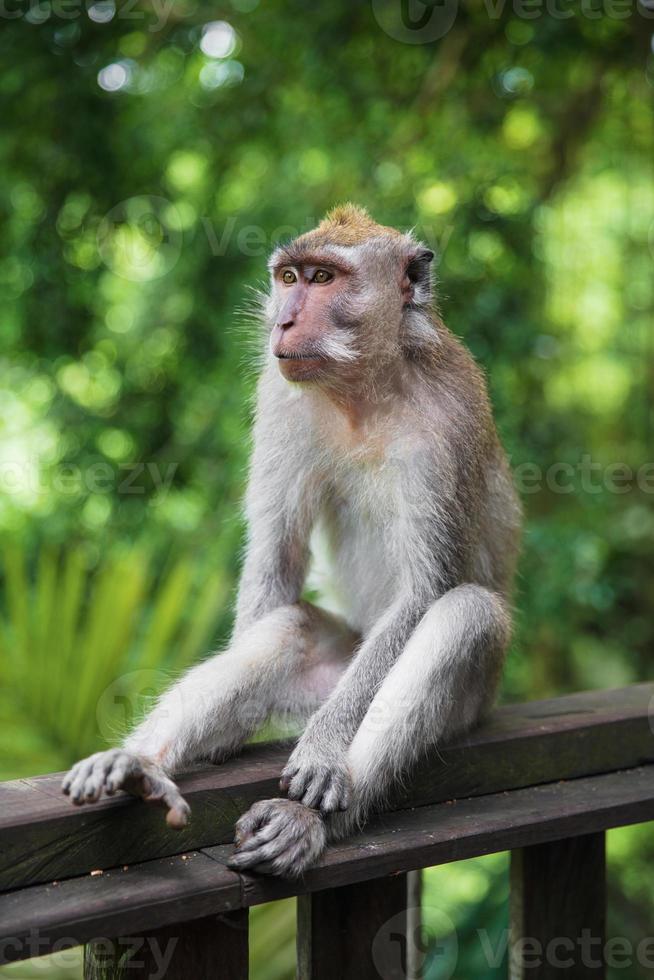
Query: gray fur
[{"left": 62, "top": 215, "right": 521, "bottom": 878}]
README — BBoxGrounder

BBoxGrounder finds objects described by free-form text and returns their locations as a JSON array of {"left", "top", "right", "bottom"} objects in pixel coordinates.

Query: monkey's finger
[
  {"left": 105, "top": 754, "right": 142, "bottom": 795},
  {"left": 62, "top": 760, "right": 82, "bottom": 794},
  {"left": 125, "top": 767, "right": 189, "bottom": 828},
  {"left": 229, "top": 831, "right": 298, "bottom": 872},
  {"left": 229, "top": 850, "right": 289, "bottom": 877},
  {"left": 279, "top": 765, "right": 299, "bottom": 793},
  {"left": 81, "top": 753, "right": 120, "bottom": 802},
  {"left": 233, "top": 806, "right": 308, "bottom": 864},
  {"left": 234, "top": 800, "right": 277, "bottom": 844},
  {"left": 234, "top": 815, "right": 286, "bottom": 853},
  {"left": 228, "top": 848, "right": 278, "bottom": 875},
  {"left": 301, "top": 773, "right": 330, "bottom": 810},
  {"left": 66, "top": 757, "right": 99, "bottom": 802},
  {"left": 231, "top": 821, "right": 314, "bottom": 877},
  {"left": 228, "top": 847, "right": 267, "bottom": 872},
  {"left": 286, "top": 768, "right": 315, "bottom": 801},
  {"left": 164, "top": 795, "right": 191, "bottom": 829},
  {"left": 320, "top": 779, "right": 347, "bottom": 814},
  {"left": 154, "top": 782, "right": 191, "bottom": 829},
  {"left": 63, "top": 756, "right": 94, "bottom": 795},
  {"left": 62, "top": 764, "right": 81, "bottom": 796}
]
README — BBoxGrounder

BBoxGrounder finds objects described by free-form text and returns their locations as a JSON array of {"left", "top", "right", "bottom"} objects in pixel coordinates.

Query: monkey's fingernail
[{"left": 166, "top": 807, "right": 189, "bottom": 829}]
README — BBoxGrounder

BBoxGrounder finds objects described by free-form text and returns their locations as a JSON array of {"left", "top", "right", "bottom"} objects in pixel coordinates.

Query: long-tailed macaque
[{"left": 63, "top": 205, "right": 521, "bottom": 877}]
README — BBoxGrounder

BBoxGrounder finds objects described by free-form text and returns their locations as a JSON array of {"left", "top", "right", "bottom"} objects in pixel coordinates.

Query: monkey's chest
[{"left": 311, "top": 470, "right": 401, "bottom": 632}]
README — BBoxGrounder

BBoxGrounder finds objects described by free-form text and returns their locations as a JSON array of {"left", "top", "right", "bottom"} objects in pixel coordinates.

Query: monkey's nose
[{"left": 276, "top": 315, "right": 295, "bottom": 331}]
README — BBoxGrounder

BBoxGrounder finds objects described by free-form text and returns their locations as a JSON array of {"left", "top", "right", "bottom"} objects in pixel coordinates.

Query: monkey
[{"left": 62, "top": 204, "right": 522, "bottom": 878}]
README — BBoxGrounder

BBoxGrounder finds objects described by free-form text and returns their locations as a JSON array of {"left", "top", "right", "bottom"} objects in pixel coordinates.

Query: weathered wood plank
[
  {"left": 0, "top": 852, "right": 240, "bottom": 964},
  {"left": 510, "top": 834, "right": 606, "bottom": 979},
  {"left": 406, "top": 870, "right": 423, "bottom": 980},
  {"left": 84, "top": 910, "right": 249, "bottom": 980},
  {"left": 204, "top": 765, "right": 654, "bottom": 907},
  {"left": 2, "top": 684, "right": 653, "bottom": 892},
  {"left": 297, "top": 875, "right": 408, "bottom": 980},
  {"left": 2, "top": 766, "right": 652, "bottom": 964},
  {"left": 0, "top": 741, "right": 288, "bottom": 894}
]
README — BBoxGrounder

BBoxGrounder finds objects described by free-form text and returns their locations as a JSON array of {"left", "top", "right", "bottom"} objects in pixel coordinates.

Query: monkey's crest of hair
[{"left": 296, "top": 203, "right": 405, "bottom": 248}]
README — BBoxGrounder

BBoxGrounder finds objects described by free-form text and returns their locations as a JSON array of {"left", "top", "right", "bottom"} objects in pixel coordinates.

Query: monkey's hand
[
  {"left": 279, "top": 743, "right": 352, "bottom": 813},
  {"left": 228, "top": 798, "right": 326, "bottom": 878},
  {"left": 61, "top": 749, "right": 191, "bottom": 829}
]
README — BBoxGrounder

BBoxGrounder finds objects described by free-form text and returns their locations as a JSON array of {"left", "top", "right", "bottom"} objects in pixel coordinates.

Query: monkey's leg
[
  {"left": 62, "top": 602, "right": 355, "bottom": 823},
  {"left": 229, "top": 584, "right": 509, "bottom": 876},
  {"left": 339, "top": 583, "right": 509, "bottom": 828}
]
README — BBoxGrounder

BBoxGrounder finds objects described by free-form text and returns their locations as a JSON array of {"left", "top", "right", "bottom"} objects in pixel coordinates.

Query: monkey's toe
[{"left": 229, "top": 798, "right": 326, "bottom": 878}]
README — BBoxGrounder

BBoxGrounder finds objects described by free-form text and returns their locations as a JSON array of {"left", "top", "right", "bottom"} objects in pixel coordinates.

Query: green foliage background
[{"left": 0, "top": 1, "right": 653, "bottom": 977}]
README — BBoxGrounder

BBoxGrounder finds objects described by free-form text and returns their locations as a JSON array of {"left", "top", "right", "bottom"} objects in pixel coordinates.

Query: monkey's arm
[
  {"left": 62, "top": 602, "right": 316, "bottom": 821},
  {"left": 279, "top": 595, "right": 425, "bottom": 809},
  {"left": 233, "top": 497, "right": 310, "bottom": 637},
  {"left": 63, "top": 409, "right": 318, "bottom": 822},
  {"left": 233, "top": 402, "right": 317, "bottom": 636}
]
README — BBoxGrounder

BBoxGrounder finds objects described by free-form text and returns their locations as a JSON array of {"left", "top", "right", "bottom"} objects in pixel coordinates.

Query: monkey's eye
[
  {"left": 281, "top": 270, "right": 297, "bottom": 284},
  {"left": 312, "top": 269, "right": 332, "bottom": 284}
]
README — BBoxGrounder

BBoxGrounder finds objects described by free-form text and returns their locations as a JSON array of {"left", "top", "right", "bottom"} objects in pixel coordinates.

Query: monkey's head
[{"left": 266, "top": 204, "right": 436, "bottom": 385}]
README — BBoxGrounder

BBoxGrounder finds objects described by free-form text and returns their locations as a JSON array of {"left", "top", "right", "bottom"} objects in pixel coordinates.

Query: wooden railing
[{"left": 1, "top": 684, "right": 654, "bottom": 979}]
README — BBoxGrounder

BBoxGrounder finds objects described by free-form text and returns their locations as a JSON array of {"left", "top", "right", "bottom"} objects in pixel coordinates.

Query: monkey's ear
[{"left": 404, "top": 247, "right": 434, "bottom": 306}]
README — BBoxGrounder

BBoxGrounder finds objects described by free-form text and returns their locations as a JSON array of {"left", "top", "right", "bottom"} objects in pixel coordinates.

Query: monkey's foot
[
  {"left": 280, "top": 746, "right": 352, "bottom": 813},
  {"left": 61, "top": 749, "right": 191, "bottom": 829},
  {"left": 228, "top": 798, "right": 326, "bottom": 878}
]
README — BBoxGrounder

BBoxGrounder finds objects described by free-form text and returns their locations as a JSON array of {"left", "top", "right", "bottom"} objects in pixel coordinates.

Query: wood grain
[
  {"left": 2, "top": 684, "right": 653, "bottom": 893},
  {"left": 84, "top": 910, "right": 249, "bottom": 980},
  {"left": 203, "top": 764, "right": 654, "bottom": 908},
  {"left": 4, "top": 764, "right": 650, "bottom": 963},
  {"left": 0, "top": 851, "right": 240, "bottom": 964},
  {"left": 297, "top": 875, "right": 409, "bottom": 980},
  {"left": 510, "top": 834, "right": 606, "bottom": 979}
]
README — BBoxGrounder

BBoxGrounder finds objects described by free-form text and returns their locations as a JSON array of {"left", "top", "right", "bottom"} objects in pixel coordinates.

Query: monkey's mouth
[
  {"left": 275, "top": 351, "right": 327, "bottom": 382},
  {"left": 275, "top": 351, "right": 326, "bottom": 362}
]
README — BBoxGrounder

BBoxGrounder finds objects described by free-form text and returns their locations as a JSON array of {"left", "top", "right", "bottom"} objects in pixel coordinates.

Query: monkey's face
[
  {"left": 268, "top": 253, "right": 361, "bottom": 383},
  {"left": 266, "top": 205, "right": 435, "bottom": 385}
]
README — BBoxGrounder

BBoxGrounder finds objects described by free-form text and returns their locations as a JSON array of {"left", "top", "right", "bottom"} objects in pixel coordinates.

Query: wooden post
[
  {"left": 84, "top": 909, "right": 249, "bottom": 979},
  {"left": 406, "top": 869, "right": 423, "bottom": 980},
  {"left": 297, "top": 874, "right": 410, "bottom": 980},
  {"left": 510, "top": 833, "right": 606, "bottom": 979}
]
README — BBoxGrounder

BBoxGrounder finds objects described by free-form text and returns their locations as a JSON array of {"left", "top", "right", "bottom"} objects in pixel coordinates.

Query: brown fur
[{"left": 295, "top": 203, "right": 403, "bottom": 249}]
